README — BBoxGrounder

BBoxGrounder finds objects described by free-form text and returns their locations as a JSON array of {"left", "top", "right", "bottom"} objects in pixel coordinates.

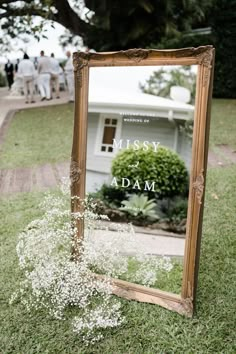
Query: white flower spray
[{"left": 11, "top": 178, "right": 173, "bottom": 344}]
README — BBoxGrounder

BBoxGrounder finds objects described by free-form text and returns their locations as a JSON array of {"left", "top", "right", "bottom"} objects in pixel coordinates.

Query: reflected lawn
[{"left": 121, "top": 256, "right": 183, "bottom": 294}]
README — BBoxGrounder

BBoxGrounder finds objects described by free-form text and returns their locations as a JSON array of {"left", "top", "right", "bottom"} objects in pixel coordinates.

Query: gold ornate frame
[{"left": 71, "top": 46, "right": 215, "bottom": 317}]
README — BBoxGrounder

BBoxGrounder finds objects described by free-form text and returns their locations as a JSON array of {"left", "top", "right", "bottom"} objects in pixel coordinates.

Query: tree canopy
[
  {"left": 0, "top": 0, "right": 213, "bottom": 51},
  {"left": 139, "top": 66, "right": 196, "bottom": 138},
  {"left": 139, "top": 66, "right": 196, "bottom": 103},
  {"left": 1, "top": 0, "right": 235, "bottom": 98}
]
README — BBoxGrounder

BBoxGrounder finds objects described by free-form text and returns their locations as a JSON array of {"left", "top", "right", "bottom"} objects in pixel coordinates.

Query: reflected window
[{"left": 95, "top": 115, "right": 122, "bottom": 155}]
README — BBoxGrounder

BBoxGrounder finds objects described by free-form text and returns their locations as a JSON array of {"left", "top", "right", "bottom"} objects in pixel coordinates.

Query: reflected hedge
[{"left": 111, "top": 146, "right": 188, "bottom": 199}]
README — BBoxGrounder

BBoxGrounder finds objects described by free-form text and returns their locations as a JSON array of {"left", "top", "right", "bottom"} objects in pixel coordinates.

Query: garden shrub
[
  {"left": 120, "top": 193, "right": 158, "bottom": 220},
  {"left": 90, "top": 183, "right": 127, "bottom": 207},
  {"left": 157, "top": 196, "right": 188, "bottom": 222},
  {"left": 111, "top": 145, "right": 188, "bottom": 199}
]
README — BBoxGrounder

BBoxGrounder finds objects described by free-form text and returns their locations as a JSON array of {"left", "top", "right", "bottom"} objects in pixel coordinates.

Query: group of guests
[{"left": 4, "top": 50, "right": 74, "bottom": 103}]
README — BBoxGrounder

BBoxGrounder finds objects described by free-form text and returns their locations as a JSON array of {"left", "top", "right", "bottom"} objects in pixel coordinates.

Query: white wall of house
[
  {"left": 122, "top": 118, "right": 175, "bottom": 150},
  {"left": 177, "top": 129, "right": 192, "bottom": 170},
  {"left": 86, "top": 169, "right": 110, "bottom": 192},
  {"left": 86, "top": 112, "right": 192, "bottom": 192},
  {"left": 86, "top": 112, "right": 113, "bottom": 174}
]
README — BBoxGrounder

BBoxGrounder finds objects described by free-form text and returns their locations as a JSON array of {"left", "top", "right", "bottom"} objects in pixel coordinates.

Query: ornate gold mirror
[{"left": 71, "top": 47, "right": 215, "bottom": 317}]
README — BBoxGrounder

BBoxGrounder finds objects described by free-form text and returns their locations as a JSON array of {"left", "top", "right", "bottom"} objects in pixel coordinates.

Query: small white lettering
[
  {"left": 110, "top": 177, "right": 156, "bottom": 192},
  {"left": 132, "top": 180, "right": 141, "bottom": 190},
  {"left": 152, "top": 141, "right": 160, "bottom": 152},
  {"left": 128, "top": 161, "right": 139, "bottom": 168},
  {"left": 121, "top": 178, "right": 130, "bottom": 188},
  {"left": 144, "top": 181, "right": 155, "bottom": 192},
  {"left": 111, "top": 177, "right": 118, "bottom": 187},
  {"left": 112, "top": 139, "right": 160, "bottom": 152}
]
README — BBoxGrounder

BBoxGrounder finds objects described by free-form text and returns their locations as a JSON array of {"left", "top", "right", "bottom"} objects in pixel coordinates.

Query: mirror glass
[{"left": 85, "top": 65, "right": 197, "bottom": 294}]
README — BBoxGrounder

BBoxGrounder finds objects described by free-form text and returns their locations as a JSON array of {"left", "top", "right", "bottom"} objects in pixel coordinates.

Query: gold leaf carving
[
  {"left": 196, "top": 48, "right": 213, "bottom": 87},
  {"left": 193, "top": 169, "right": 204, "bottom": 204},
  {"left": 73, "top": 54, "right": 88, "bottom": 87},
  {"left": 123, "top": 48, "right": 149, "bottom": 62},
  {"left": 197, "top": 48, "right": 213, "bottom": 68},
  {"left": 70, "top": 160, "right": 82, "bottom": 184},
  {"left": 182, "top": 297, "right": 193, "bottom": 317},
  {"left": 74, "top": 52, "right": 105, "bottom": 62}
]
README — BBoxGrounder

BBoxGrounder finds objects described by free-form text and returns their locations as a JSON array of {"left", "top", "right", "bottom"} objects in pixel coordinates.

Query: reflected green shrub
[
  {"left": 111, "top": 145, "right": 188, "bottom": 199},
  {"left": 120, "top": 193, "right": 158, "bottom": 220},
  {"left": 157, "top": 196, "right": 188, "bottom": 222},
  {"left": 89, "top": 183, "right": 127, "bottom": 207}
]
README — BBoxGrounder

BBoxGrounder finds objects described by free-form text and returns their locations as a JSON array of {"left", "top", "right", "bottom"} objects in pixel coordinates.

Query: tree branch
[
  {"left": 0, "top": 7, "right": 49, "bottom": 19},
  {"left": 0, "top": 0, "right": 92, "bottom": 41},
  {"left": 52, "top": 0, "right": 91, "bottom": 38},
  {"left": 0, "top": 0, "right": 32, "bottom": 8}
]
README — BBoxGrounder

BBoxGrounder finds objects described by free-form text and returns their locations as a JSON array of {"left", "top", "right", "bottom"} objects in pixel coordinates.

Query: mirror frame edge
[{"left": 70, "top": 46, "right": 215, "bottom": 317}]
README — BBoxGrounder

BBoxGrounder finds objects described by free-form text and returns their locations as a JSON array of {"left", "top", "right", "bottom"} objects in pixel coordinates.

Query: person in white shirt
[
  {"left": 18, "top": 53, "right": 36, "bottom": 103},
  {"left": 37, "top": 50, "right": 51, "bottom": 101},
  {"left": 50, "top": 53, "right": 60, "bottom": 99},
  {"left": 64, "top": 51, "right": 74, "bottom": 102}
]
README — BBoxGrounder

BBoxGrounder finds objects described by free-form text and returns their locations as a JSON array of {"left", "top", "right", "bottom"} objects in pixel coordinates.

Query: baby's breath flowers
[{"left": 11, "top": 178, "right": 173, "bottom": 344}]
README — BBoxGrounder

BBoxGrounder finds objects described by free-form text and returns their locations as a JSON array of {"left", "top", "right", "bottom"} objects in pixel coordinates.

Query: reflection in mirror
[{"left": 85, "top": 65, "right": 197, "bottom": 295}]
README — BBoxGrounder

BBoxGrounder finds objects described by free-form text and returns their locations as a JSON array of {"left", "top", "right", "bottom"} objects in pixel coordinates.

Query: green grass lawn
[
  {"left": 0, "top": 104, "right": 74, "bottom": 169},
  {"left": 0, "top": 99, "right": 235, "bottom": 169},
  {"left": 120, "top": 257, "right": 183, "bottom": 294},
  {"left": 209, "top": 99, "right": 236, "bottom": 149},
  {"left": 0, "top": 165, "right": 236, "bottom": 353},
  {"left": 0, "top": 99, "right": 236, "bottom": 352}
]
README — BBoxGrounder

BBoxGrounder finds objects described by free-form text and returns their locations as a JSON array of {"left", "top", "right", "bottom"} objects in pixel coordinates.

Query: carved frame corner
[
  {"left": 196, "top": 46, "right": 214, "bottom": 68},
  {"left": 182, "top": 297, "right": 194, "bottom": 317},
  {"left": 73, "top": 52, "right": 89, "bottom": 87}
]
